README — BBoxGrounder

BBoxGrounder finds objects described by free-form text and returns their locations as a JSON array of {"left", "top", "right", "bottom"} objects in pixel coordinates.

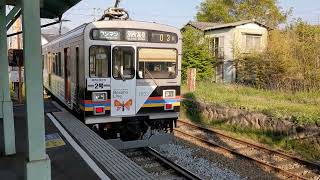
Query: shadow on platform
[{"left": 0, "top": 101, "right": 100, "bottom": 180}]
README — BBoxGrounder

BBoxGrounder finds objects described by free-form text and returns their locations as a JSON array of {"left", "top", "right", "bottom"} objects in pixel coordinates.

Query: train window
[
  {"left": 49, "top": 53, "right": 62, "bottom": 76},
  {"left": 54, "top": 53, "right": 59, "bottom": 76},
  {"left": 112, "top": 47, "right": 135, "bottom": 80},
  {"left": 43, "top": 55, "right": 46, "bottom": 70},
  {"left": 48, "top": 52, "right": 53, "bottom": 74},
  {"left": 58, "top": 52, "right": 62, "bottom": 76},
  {"left": 138, "top": 48, "right": 177, "bottom": 79},
  {"left": 54, "top": 54, "right": 57, "bottom": 75},
  {"left": 89, "top": 46, "right": 110, "bottom": 78}
]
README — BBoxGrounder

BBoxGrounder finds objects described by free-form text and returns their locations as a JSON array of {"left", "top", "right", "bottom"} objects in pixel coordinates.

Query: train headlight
[
  {"left": 92, "top": 92, "right": 107, "bottom": 102},
  {"left": 163, "top": 90, "right": 176, "bottom": 99}
]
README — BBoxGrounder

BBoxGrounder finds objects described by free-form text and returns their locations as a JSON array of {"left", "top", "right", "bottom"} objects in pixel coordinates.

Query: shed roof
[
  {"left": 6, "top": 0, "right": 81, "bottom": 19},
  {"left": 186, "top": 20, "right": 270, "bottom": 31},
  {"left": 187, "top": 21, "right": 219, "bottom": 31}
]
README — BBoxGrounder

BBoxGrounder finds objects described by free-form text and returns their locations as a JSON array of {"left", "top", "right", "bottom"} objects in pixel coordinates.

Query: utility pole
[
  {"left": 93, "top": 8, "right": 96, "bottom": 21},
  {"left": 115, "top": 0, "right": 120, "bottom": 8}
]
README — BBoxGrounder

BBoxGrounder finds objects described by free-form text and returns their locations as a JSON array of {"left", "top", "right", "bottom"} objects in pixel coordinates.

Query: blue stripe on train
[
  {"left": 83, "top": 102, "right": 111, "bottom": 107},
  {"left": 144, "top": 99, "right": 180, "bottom": 104}
]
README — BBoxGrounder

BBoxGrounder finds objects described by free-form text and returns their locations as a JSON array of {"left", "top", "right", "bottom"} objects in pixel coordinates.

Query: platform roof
[{"left": 6, "top": 0, "right": 81, "bottom": 19}]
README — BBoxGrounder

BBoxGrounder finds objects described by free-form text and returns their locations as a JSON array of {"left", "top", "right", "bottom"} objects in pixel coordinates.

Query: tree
[
  {"left": 196, "top": 0, "right": 290, "bottom": 28},
  {"left": 182, "top": 27, "right": 215, "bottom": 81}
]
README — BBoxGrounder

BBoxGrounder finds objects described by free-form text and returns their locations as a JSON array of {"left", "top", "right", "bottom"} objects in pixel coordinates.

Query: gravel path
[{"left": 154, "top": 142, "right": 243, "bottom": 180}]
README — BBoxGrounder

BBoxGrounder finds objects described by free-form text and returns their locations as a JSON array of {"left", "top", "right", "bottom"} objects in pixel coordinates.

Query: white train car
[{"left": 42, "top": 20, "right": 182, "bottom": 149}]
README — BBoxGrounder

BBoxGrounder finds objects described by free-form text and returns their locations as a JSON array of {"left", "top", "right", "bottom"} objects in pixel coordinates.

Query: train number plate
[{"left": 87, "top": 78, "right": 110, "bottom": 91}]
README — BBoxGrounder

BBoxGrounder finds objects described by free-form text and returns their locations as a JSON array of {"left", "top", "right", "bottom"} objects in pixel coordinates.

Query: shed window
[
  {"left": 245, "top": 34, "right": 262, "bottom": 52},
  {"left": 209, "top": 36, "right": 224, "bottom": 59}
]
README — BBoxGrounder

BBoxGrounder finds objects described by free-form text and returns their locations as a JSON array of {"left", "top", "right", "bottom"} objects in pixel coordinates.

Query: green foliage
[
  {"left": 197, "top": 0, "right": 290, "bottom": 27},
  {"left": 196, "top": 0, "right": 237, "bottom": 23},
  {"left": 182, "top": 27, "right": 215, "bottom": 81},
  {"left": 237, "top": 21, "right": 320, "bottom": 91}
]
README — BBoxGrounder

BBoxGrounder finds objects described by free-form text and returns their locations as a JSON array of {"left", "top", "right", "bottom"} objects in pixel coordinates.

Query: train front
[{"left": 82, "top": 20, "right": 182, "bottom": 149}]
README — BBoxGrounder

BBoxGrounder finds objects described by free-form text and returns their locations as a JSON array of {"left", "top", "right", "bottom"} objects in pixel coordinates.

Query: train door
[
  {"left": 64, "top": 48, "right": 71, "bottom": 103},
  {"left": 75, "top": 47, "right": 80, "bottom": 104},
  {"left": 48, "top": 53, "right": 52, "bottom": 88},
  {"left": 111, "top": 46, "right": 136, "bottom": 116}
]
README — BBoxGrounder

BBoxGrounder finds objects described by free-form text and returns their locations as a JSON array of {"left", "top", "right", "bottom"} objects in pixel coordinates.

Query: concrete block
[
  {"left": 2, "top": 100, "right": 15, "bottom": 155},
  {"left": 26, "top": 155, "right": 51, "bottom": 180}
]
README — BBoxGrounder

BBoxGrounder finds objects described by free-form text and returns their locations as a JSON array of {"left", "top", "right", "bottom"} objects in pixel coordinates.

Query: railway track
[
  {"left": 121, "top": 147, "right": 201, "bottom": 180},
  {"left": 175, "top": 120, "right": 320, "bottom": 180}
]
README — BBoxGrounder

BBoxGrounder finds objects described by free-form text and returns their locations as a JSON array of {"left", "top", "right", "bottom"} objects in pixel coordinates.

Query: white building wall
[
  {"left": 204, "top": 28, "right": 236, "bottom": 83},
  {"left": 203, "top": 23, "right": 268, "bottom": 83}
]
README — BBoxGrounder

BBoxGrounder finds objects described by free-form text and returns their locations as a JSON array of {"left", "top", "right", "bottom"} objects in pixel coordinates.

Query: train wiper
[
  {"left": 145, "top": 68, "right": 159, "bottom": 87},
  {"left": 114, "top": 67, "right": 125, "bottom": 81},
  {"left": 118, "top": 70, "right": 125, "bottom": 81}
]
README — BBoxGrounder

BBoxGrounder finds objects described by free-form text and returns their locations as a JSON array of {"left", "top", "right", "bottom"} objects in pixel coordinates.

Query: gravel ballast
[
  {"left": 154, "top": 136, "right": 283, "bottom": 180},
  {"left": 156, "top": 143, "right": 243, "bottom": 180}
]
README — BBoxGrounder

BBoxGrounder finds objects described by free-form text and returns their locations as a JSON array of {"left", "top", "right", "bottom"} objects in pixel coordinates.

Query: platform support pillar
[
  {"left": 22, "top": 0, "right": 51, "bottom": 179},
  {"left": 0, "top": 0, "right": 16, "bottom": 156}
]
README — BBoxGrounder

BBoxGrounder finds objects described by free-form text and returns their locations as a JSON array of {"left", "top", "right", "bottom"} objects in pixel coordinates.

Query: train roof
[{"left": 43, "top": 20, "right": 181, "bottom": 47}]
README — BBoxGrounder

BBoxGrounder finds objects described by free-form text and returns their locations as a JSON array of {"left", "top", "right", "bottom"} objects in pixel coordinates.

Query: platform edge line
[{"left": 47, "top": 113, "right": 111, "bottom": 180}]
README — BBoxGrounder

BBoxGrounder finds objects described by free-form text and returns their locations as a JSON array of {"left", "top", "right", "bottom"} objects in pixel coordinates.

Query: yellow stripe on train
[
  {"left": 142, "top": 102, "right": 180, "bottom": 108},
  {"left": 79, "top": 105, "right": 111, "bottom": 112}
]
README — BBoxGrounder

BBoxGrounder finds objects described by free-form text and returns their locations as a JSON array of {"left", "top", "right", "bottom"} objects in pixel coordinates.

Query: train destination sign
[
  {"left": 91, "top": 29, "right": 178, "bottom": 43},
  {"left": 92, "top": 29, "right": 121, "bottom": 40},
  {"left": 125, "top": 30, "right": 147, "bottom": 41}
]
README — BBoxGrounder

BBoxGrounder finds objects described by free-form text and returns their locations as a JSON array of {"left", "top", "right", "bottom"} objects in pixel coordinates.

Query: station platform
[{"left": 0, "top": 100, "right": 153, "bottom": 180}]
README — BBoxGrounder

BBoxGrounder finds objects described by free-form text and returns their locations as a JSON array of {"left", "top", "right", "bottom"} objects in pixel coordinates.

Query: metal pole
[
  {"left": 0, "top": 0, "right": 16, "bottom": 155},
  {"left": 22, "top": 0, "right": 51, "bottom": 179}
]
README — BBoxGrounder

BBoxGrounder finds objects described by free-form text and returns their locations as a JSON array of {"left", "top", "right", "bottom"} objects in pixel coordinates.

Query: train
[{"left": 42, "top": 8, "right": 182, "bottom": 149}]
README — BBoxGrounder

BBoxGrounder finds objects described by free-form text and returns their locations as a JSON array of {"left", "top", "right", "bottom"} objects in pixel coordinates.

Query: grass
[
  {"left": 182, "top": 82, "right": 320, "bottom": 125},
  {"left": 180, "top": 82, "right": 320, "bottom": 161}
]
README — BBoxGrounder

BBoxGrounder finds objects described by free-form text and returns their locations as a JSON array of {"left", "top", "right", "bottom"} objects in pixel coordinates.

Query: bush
[
  {"left": 237, "top": 21, "right": 320, "bottom": 91},
  {"left": 182, "top": 27, "right": 215, "bottom": 82}
]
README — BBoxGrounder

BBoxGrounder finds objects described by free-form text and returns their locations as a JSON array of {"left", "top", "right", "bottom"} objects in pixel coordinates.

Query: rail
[
  {"left": 175, "top": 120, "right": 320, "bottom": 180},
  {"left": 122, "top": 147, "right": 201, "bottom": 180}
]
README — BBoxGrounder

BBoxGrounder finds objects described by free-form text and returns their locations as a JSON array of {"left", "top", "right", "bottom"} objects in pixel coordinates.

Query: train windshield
[
  {"left": 138, "top": 48, "right": 177, "bottom": 79},
  {"left": 89, "top": 46, "right": 110, "bottom": 77},
  {"left": 112, "top": 46, "right": 135, "bottom": 80}
]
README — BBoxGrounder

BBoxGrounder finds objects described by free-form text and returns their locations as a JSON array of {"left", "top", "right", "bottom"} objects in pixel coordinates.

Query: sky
[{"left": 44, "top": 0, "right": 320, "bottom": 31}]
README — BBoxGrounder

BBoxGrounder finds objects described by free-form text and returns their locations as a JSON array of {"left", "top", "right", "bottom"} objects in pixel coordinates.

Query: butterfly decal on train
[{"left": 114, "top": 99, "right": 133, "bottom": 111}]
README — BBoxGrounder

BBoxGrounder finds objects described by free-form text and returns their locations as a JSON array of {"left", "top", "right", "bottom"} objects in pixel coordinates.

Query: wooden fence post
[{"left": 187, "top": 68, "right": 196, "bottom": 92}]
